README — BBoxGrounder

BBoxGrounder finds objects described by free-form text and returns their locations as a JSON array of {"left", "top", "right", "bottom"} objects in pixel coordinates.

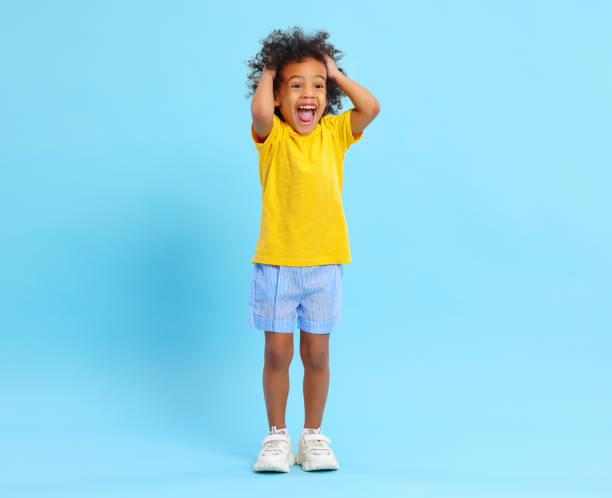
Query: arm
[
  {"left": 251, "top": 66, "right": 277, "bottom": 141},
  {"left": 324, "top": 54, "right": 380, "bottom": 136}
]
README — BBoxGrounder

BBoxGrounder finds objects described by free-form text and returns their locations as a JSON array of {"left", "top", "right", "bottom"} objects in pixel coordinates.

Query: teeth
[{"left": 298, "top": 105, "right": 315, "bottom": 110}]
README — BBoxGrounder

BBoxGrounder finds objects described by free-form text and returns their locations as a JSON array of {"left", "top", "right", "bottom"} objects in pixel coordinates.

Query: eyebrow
[{"left": 287, "top": 75, "right": 326, "bottom": 81}]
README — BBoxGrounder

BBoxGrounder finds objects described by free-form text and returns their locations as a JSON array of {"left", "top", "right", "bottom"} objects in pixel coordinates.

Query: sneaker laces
[
  {"left": 303, "top": 434, "right": 332, "bottom": 456},
  {"left": 261, "top": 434, "right": 289, "bottom": 456}
]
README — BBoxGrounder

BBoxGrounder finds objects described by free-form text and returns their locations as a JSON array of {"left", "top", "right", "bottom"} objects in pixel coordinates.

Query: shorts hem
[
  {"left": 248, "top": 312, "right": 295, "bottom": 333},
  {"left": 297, "top": 313, "right": 342, "bottom": 334}
]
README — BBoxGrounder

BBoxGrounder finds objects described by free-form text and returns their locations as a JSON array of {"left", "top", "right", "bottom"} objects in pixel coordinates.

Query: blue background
[{"left": 1, "top": 1, "right": 611, "bottom": 497}]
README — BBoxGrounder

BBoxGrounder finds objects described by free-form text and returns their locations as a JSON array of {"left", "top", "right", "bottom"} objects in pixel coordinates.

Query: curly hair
[{"left": 245, "top": 26, "right": 347, "bottom": 120}]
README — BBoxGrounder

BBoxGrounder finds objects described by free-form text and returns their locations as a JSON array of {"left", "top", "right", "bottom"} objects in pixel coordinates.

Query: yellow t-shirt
[{"left": 250, "top": 108, "right": 363, "bottom": 266}]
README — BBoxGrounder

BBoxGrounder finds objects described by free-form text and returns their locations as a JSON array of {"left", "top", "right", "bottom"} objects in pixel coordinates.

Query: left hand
[{"left": 323, "top": 54, "right": 341, "bottom": 81}]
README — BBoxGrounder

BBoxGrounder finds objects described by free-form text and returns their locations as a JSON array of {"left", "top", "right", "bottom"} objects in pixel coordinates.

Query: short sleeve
[
  {"left": 327, "top": 108, "right": 364, "bottom": 151},
  {"left": 251, "top": 113, "right": 282, "bottom": 155}
]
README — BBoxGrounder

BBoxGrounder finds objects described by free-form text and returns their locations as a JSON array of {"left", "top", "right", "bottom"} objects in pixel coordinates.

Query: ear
[{"left": 273, "top": 92, "right": 280, "bottom": 107}]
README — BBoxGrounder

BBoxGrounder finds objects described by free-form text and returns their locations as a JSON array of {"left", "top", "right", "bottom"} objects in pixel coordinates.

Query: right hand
[{"left": 254, "top": 64, "right": 276, "bottom": 84}]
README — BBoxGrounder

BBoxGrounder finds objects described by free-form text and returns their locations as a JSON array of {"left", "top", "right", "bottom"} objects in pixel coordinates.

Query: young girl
[{"left": 245, "top": 26, "right": 380, "bottom": 472}]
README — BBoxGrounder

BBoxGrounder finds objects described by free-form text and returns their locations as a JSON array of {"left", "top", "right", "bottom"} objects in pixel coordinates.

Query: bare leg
[
  {"left": 300, "top": 330, "right": 330, "bottom": 429},
  {"left": 263, "top": 331, "right": 294, "bottom": 429}
]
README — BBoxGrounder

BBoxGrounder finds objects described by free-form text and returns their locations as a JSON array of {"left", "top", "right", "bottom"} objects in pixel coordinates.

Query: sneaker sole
[
  {"left": 294, "top": 451, "right": 339, "bottom": 471},
  {"left": 253, "top": 453, "right": 295, "bottom": 473}
]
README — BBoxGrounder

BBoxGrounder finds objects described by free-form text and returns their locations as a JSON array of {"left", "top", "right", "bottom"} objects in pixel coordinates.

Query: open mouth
[{"left": 296, "top": 105, "right": 316, "bottom": 126}]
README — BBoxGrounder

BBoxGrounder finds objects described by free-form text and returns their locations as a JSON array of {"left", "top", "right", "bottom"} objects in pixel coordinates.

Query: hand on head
[
  {"left": 322, "top": 54, "right": 339, "bottom": 80},
  {"left": 254, "top": 62, "right": 277, "bottom": 85}
]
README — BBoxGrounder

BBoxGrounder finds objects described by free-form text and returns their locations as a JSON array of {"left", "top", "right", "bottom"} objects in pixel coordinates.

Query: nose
[{"left": 302, "top": 83, "right": 316, "bottom": 97}]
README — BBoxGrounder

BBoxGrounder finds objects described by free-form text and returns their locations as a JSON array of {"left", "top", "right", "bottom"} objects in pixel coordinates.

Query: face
[{"left": 274, "top": 57, "right": 327, "bottom": 134}]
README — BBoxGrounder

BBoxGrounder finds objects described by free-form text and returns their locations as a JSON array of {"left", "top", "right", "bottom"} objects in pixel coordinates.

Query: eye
[{"left": 291, "top": 83, "right": 301, "bottom": 88}]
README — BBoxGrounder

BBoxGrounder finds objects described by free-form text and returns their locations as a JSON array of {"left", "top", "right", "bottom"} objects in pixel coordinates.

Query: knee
[
  {"left": 300, "top": 346, "right": 329, "bottom": 370},
  {"left": 265, "top": 344, "right": 293, "bottom": 370}
]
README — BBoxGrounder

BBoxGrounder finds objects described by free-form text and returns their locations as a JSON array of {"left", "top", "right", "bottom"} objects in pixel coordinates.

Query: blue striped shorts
[{"left": 248, "top": 263, "right": 343, "bottom": 334}]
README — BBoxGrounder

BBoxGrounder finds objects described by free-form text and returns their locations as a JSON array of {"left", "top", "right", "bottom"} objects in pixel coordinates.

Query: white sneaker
[
  {"left": 253, "top": 427, "right": 295, "bottom": 472},
  {"left": 294, "top": 429, "right": 339, "bottom": 471}
]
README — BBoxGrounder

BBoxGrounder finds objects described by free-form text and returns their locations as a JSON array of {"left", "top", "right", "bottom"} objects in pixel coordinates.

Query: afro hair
[{"left": 245, "top": 26, "right": 347, "bottom": 120}]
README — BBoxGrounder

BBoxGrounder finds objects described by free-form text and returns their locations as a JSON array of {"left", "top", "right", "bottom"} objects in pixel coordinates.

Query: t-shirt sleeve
[
  {"left": 329, "top": 108, "right": 364, "bottom": 151},
  {"left": 251, "top": 113, "right": 282, "bottom": 155}
]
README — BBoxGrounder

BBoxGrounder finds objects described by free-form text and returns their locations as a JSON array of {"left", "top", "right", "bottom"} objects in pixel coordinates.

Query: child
[{"left": 245, "top": 26, "right": 380, "bottom": 472}]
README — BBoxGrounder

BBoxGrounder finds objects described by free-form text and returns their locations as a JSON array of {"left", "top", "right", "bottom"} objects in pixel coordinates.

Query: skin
[
  {"left": 251, "top": 55, "right": 381, "bottom": 431},
  {"left": 263, "top": 330, "right": 330, "bottom": 429}
]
